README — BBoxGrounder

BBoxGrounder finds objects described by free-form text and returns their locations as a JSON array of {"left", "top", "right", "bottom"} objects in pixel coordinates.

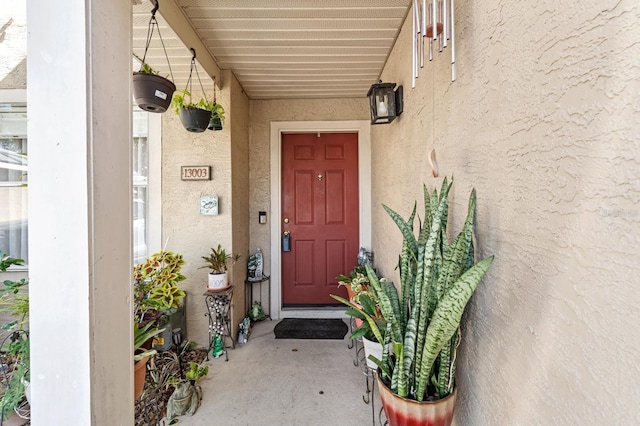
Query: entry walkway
[{"left": 176, "top": 320, "right": 378, "bottom": 426}]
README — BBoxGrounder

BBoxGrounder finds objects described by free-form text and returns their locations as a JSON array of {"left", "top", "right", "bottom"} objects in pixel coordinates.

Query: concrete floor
[{"left": 172, "top": 319, "right": 381, "bottom": 426}]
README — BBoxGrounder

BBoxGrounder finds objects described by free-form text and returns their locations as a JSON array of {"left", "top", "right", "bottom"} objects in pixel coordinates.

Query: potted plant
[
  {"left": 170, "top": 90, "right": 216, "bottom": 133},
  {"left": 133, "top": 321, "right": 164, "bottom": 400},
  {"left": 133, "top": 63, "right": 176, "bottom": 113},
  {"left": 132, "top": 1, "right": 176, "bottom": 113},
  {"left": 207, "top": 103, "right": 225, "bottom": 131},
  {"left": 337, "top": 265, "right": 370, "bottom": 303},
  {"left": 133, "top": 250, "right": 186, "bottom": 399},
  {"left": 366, "top": 178, "right": 494, "bottom": 426},
  {"left": 185, "top": 361, "right": 209, "bottom": 384},
  {"left": 201, "top": 245, "right": 240, "bottom": 291},
  {"left": 0, "top": 252, "right": 30, "bottom": 420},
  {"left": 334, "top": 292, "right": 387, "bottom": 369},
  {"left": 166, "top": 361, "right": 208, "bottom": 419}
]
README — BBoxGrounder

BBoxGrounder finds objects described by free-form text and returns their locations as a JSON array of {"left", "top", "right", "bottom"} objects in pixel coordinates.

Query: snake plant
[{"left": 368, "top": 177, "right": 494, "bottom": 402}]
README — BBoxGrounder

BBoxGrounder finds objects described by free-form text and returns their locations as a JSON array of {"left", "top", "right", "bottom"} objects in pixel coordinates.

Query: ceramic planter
[
  {"left": 179, "top": 107, "right": 212, "bottom": 133},
  {"left": 132, "top": 73, "right": 176, "bottom": 113},
  {"left": 377, "top": 375, "right": 456, "bottom": 426},
  {"left": 208, "top": 272, "right": 228, "bottom": 291},
  {"left": 362, "top": 336, "right": 383, "bottom": 369}
]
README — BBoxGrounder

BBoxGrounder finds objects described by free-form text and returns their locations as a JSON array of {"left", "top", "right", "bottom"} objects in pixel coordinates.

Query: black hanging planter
[
  {"left": 133, "top": 0, "right": 176, "bottom": 113},
  {"left": 179, "top": 107, "right": 212, "bottom": 133},
  {"left": 207, "top": 115, "right": 223, "bottom": 131},
  {"left": 133, "top": 73, "right": 176, "bottom": 113}
]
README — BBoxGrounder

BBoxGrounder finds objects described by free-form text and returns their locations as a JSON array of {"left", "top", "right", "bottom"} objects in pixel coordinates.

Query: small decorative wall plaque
[
  {"left": 181, "top": 166, "right": 211, "bottom": 181},
  {"left": 200, "top": 195, "right": 219, "bottom": 216}
]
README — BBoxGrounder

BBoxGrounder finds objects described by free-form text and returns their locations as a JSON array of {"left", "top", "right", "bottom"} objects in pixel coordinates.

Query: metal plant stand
[{"left": 203, "top": 286, "right": 234, "bottom": 361}]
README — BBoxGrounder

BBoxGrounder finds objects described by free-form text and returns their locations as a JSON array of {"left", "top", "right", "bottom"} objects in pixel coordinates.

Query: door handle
[{"left": 282, "top": 231, "right": 291, "bottom": 252}]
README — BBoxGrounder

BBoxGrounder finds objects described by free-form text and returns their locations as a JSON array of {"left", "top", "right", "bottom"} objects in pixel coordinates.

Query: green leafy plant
[
  {"left": 170, "top": 90, "right": 223, "bottom": 118},
  {"left": 367, "top": 177, "right": 494, "bottom": 402},
  {"left": 0, "top": 252, "right": 30, "bottom": 419},
  {"left": 133, "top": 250, "right": 187, "bottom": 321},
  {"left": 134, "top": 321, "right": 164, "bottom": 362},
  {"left": 210, "top": 102, "right": 225, "bottom": 125},
  {"left": 138, "top": 63, "right": 159, "bottom": 75},
  {"left": 0, "top": 331, "right": 29, "bottom": 420},
  {"left": 201, "top": 245, "right": 240, "bottom": 275},
  {"left": 336, "top": 265, "right": 371, "bottom": 304},
  {"left": 185, "top": 361, "right": 209, "bottom": 383}
]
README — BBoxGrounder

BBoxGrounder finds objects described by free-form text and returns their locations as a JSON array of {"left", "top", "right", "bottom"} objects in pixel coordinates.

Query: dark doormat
[{"left": 274, "top": 318, "right": 348, "bottom": 340}]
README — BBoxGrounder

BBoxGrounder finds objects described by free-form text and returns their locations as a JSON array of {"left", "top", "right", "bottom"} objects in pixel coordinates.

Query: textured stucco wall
[
  {"left": 248, "top": 98, "right": 369, "bottom": 312},
  {"left": 229, "top": 70, "right": 250, "bottom": 333},
  {"left": 372, "top": 1, "right": 640, "bottom": 424},
  {"left": 161, "top": 82, "right": 234, "bottom": 348}
]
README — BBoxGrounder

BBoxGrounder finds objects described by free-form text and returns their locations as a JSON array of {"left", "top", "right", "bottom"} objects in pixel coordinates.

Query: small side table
[
  {"left": 204, "top": 286, "right": 235, "bottom": 361},
  {"left": 244, "top": 275, "right": 271, "bottom": 319}
]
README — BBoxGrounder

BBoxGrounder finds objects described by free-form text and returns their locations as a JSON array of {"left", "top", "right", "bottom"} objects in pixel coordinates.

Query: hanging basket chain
[
  {"left": 139, "top": 0, "right": 175, "bottom": 82},
  {"left": 184, "top": 48, "right": 210, "bottom": 108}
]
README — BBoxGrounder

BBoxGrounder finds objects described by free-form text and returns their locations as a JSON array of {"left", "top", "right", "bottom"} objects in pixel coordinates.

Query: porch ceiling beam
[{"left": 149, "top": 0, "right": 223, "bottom": 88}]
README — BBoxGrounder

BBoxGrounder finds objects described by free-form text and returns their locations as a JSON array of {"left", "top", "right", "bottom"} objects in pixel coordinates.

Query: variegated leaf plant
[{"left": 367, "top": 177, "right": 494, "bottom": 402}]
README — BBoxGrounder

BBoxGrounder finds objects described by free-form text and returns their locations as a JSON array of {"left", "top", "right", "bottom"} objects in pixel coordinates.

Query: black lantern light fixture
[{"left": 367, "top": 81, "right": 403, "bottom": 125}]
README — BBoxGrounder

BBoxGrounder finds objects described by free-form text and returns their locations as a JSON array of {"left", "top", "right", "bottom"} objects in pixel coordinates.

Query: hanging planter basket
[
  {"left": 133, "top": 0, "right": 176, "bottom": 113},
  {"left": 179, "top": 107, "right": 212, "bottom": 133},
  {"left": 207, "top": 114, "right": 223, "bottom": 131},
  {"left": 133, "top": 73, "right": 176, "bottom": 113},
  {"left": 171, "top": 48, "right": 224, "bottom": 133}
]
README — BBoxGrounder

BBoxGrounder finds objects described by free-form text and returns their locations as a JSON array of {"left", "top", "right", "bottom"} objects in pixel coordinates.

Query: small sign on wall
[
  {"left": 200, "top": 195, "right": 219, "bottom": 216},
  {"left": 181, "top": 166, "right": 211, "bottom": 180}
]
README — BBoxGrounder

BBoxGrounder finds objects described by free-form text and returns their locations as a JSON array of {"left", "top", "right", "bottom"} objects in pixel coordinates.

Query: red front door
[{"left": 281, "top": 132, "right": 359, "bottom": 305}]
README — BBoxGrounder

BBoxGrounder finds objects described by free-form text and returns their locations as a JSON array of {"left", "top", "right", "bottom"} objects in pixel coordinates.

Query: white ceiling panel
[{"left": 133, "top": 0, "right": 411, "bottom": 100}]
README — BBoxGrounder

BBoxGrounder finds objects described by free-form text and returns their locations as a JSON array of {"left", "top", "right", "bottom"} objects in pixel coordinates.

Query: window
[
  {"left": 133, "top": 109, "right": 149, "bottom": 264},
  {"left": 0, "top": 104, "right": 28, "bottom": 264},
  {"left": 0, "top": 104, "right": 154, "bottom": 267}
]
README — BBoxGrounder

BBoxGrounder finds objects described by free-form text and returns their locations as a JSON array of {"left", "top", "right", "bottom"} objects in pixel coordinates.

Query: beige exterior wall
[
  {"left": 248, "top": 98, "right": 369, "bottom": 312},
  {"left": 161, "top": 77, "right": 237, "bottom": 348},
  {"left": 372, "top": 1, "right": 639, "bottom": 424},
  {"left": 229, "top": 70, "right": 250, "bottom": 332}
]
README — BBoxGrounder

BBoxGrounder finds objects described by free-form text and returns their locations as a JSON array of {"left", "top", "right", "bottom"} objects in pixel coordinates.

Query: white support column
[{"left": 27, "top": 0, "right": 132, "bottom": 424}]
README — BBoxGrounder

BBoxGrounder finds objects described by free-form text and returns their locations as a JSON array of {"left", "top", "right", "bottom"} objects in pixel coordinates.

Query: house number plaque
[{"left": 181, "top": 166, "right": 211, "bottom": 181}]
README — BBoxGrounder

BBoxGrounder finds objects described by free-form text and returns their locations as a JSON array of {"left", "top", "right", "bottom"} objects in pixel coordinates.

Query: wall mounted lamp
[{"left": 367, "top": 82, "right": 403, "bottom": 125}]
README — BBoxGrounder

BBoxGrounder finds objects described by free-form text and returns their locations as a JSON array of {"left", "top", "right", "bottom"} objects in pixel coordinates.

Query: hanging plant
[
  {"left": 169, "top": 48, "right": 221, "bottom": 133},
  {"left": 207, "top": 83, "right": 225, "bottom": 131},
  {"left": 132, "top": 0, "right": 176, "bottom": 113}
]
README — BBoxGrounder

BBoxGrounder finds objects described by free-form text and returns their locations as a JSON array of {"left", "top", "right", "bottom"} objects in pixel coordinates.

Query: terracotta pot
[
  {"left": 377, "top": 375, "right": 456, "bottom": 426},
  {"left": 134, "top": 356, "right": 149, "bottom": 400}
]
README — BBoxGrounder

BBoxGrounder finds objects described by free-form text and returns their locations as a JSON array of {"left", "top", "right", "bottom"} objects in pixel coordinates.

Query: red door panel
[{"left": 282, "top": 132, "right": 359, "bottom": 305}]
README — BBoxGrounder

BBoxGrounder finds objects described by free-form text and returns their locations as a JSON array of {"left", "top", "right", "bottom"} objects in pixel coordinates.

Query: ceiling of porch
[{"left": 132, "top": 0, "right": 411, "bottom": 100}]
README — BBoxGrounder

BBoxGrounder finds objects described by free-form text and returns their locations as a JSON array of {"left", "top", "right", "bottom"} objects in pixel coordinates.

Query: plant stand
[
  {"left": 203, "top": 286, "right": 235, "bottom": 362},
  {"left": 244, "top": 275, "right": 271, "bottom": 320}
]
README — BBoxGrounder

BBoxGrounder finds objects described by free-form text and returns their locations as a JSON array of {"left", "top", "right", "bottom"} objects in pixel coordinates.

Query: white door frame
[{"left": 269, "top": 120, "right": 371, "bottom": 320}]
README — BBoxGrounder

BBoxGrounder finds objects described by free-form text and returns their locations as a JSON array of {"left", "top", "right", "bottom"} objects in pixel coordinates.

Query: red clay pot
[
  {"left": 134, "top": 356, "right": 149, "bottom": 400},
  {"left": 377, "top": 375, "right": 456, "bottom": 426}
]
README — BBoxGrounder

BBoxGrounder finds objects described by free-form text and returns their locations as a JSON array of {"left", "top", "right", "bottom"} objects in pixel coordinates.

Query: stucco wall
[
  {"left": 248, "top": 98, "right": 369, "bottom": 313},
  {"left": 229, "top": 70, "right": 250, "bottom": 333},
  {"left": 161, "top": 83, "right": 234, "bottom": 348},
  {"left": 372, "top": 1, "right": 640, "bottom": 424}
]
